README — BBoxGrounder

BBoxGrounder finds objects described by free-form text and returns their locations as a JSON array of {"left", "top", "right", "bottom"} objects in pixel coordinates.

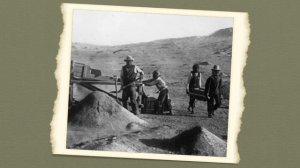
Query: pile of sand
[
  {"left": 68, "top": 91, "right": 147, "bottom": 131},
  {"left": 195, "top": 127, "right": 227, "bottom": 156},
  {"left": 140, "top": 126, "right": 226, "bottom": 156},
  {"left": 173, "top": 126, "right": 226, "bottom": 156}
]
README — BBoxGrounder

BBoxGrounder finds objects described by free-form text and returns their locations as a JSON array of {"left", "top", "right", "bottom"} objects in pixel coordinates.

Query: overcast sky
[{"left": 72, "top": 9, "right": 233, "bottom": 46}]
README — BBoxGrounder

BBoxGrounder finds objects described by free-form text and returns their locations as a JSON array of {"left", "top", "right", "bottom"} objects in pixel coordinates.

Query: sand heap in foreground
[
  {"left": 191, "top": 126, "right": 227, "bottom": 156},
  {"left": 68, "top": 91, "right": 147, "bottom": 130},
  {"left": 139, "top": 126, "right": 226, "bottom": 156},
  {"left": 171, "top": 126, "right": 226, "bottom": 156}
]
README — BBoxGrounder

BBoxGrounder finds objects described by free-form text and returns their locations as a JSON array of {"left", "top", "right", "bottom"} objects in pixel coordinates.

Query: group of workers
[
  {"left": 120, "top": 55, "right": 223, "bottom": 118},
  {"left": 186, "top": 63, "right": 223, "bottom": 118}
]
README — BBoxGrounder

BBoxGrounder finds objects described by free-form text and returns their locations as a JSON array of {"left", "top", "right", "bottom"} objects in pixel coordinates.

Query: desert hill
[{"left": 210, "top": 27, "right": 233, "bottom": 37}]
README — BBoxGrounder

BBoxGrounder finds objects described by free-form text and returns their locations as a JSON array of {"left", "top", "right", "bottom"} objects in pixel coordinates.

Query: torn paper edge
[{"left": 50, "top": 3, "right": 250, "bottom": 164}]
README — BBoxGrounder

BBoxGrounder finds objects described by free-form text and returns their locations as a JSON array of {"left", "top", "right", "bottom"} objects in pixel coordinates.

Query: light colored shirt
[
  {"left": 120, "top": 65, "right": 144, "bottom": 86},
  {"left": 143, "top": 77, "right": 167, "bottom": 91}
]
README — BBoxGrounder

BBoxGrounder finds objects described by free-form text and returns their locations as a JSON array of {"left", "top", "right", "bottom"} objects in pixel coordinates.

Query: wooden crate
[
  {"left": 71, "top": 61, "right": 101, "bottom": 79},
  {"left": 71, "top": 62, "right": 86, "bottom": 78}
]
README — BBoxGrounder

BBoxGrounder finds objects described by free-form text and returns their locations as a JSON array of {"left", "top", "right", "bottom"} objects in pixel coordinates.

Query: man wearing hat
[
  {"left": 120, "top": 55, "right": 144, "bottom": 115},
  {"left": 204, "top": 65, "right": 223, "bottom": 118}
]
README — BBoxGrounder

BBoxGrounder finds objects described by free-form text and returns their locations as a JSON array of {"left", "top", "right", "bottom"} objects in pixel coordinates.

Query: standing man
[
  {"left": 120, "top": 55, "right": 144, "bottom": 115},
  {"left": 204, "top": 65, "right": 223, "bottom": 118},
  {"left": 186, "top": 64, "right": 202, "bottom": 113},
  {"left": 143, "top": 70, "right": 172, "bottom": 114}
]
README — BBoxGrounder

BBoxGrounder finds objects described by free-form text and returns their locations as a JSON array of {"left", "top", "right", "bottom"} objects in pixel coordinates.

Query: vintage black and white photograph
[{"left": 51, "top": 4, "right": 249, "bottom": 163}]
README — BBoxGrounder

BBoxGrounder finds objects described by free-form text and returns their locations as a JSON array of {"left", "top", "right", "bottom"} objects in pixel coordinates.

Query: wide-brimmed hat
[
  {"left": 124, "top": 55, "right": 134, "bottom": 61},
  {"left": 211, "top": 65, "right": 221, "bottom": 71}
]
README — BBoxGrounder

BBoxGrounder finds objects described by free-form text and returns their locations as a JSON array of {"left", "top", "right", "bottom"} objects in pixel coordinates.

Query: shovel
[{"left": 110, "top": 77, "right": 142, "bottom": 94}]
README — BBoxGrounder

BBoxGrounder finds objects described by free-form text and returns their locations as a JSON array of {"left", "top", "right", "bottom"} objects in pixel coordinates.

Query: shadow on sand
[{"left": 140, "top": 126, "right": 203, "bottom": 155}]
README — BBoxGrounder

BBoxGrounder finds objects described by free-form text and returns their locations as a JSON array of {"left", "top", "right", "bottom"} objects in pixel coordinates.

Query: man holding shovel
[{"left": 120, "top": 55, "right": 144, "bottom": 115}]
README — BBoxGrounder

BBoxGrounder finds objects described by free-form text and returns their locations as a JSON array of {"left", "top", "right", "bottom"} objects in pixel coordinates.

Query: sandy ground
[{"left": 67, "top": 100, "right": 228, "bottom": 155}]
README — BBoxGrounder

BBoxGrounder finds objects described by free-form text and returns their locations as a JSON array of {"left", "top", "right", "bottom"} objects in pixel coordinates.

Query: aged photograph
[{"left": 52, "top": 4, "right": 249, "bottom": 163}]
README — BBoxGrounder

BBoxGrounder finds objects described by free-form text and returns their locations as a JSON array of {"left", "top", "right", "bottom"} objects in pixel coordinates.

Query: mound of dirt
[
  {"left": 196, "top": 127, "right": 227, "bottom": 156},
  {"left": 68, "top": 91, "right": 147, "bottom": 130},
  {"left": 140, "top": 126, "right": 226, "bottom": 156}
]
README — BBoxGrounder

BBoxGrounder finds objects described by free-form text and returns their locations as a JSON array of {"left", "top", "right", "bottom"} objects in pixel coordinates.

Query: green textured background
[{"left": 1, "top": 0, "right": 299, "bottom": 168}]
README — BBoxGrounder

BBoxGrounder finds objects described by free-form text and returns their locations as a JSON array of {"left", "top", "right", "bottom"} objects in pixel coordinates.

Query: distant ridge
[
  {"left": 73, "top": 28, "right": 233, "bottom": 48},
  {"left": 210, "top": 27, "right": 233, "bottom": 37}
]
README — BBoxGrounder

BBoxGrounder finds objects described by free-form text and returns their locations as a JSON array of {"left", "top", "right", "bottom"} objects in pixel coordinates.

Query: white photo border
[{"left": 51, "top": 3, "right": 250, "bottom": 164}]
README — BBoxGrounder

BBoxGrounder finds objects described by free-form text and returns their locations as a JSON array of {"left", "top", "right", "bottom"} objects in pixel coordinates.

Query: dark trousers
[
  {"left": 207, "top": 94, "right": 221, "bottom": 116},
  {"left": 189, "top": 88, "right": 197, "bottom": 108},
  {"left": 155, "top": 88, "right": 169, "bottom": 114},
  {"left": 122, "top": 86, "right": 139, "bottom": 114},
  {"left": 189, "top": 97, "right": 196, "bottom": 109}
]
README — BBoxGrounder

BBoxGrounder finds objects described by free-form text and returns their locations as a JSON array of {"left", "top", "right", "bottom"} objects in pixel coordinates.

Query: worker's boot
[
  {"left": 187, "top": 106, "right": 194, "bottom": 113},
  {"left": 208, "top": 111, "right": 213, "bottom": 118},
  {"left": 188, "top": 105, "right": 194, "bottom": 114},
  {"left": 169, "top": 109, "right": 174, "bottom": 115},
  {"left": 156, "top": 105, "right": 163, "bottom": 114}
]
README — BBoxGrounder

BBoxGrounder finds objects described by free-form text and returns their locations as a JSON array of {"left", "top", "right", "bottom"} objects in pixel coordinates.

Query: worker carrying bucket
[
  {"left": 120, "top": 55, "right": 144, "bottom": 115},
  {"left": 186, "top": 64, "right": 205, "bottom": 114}
]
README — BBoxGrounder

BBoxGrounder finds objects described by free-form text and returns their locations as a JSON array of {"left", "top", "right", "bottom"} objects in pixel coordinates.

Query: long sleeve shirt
[
  {"left": 143, "top": 77, "right": 167, "bottom": 91},
  {"left": 204, "top": 75, "right": 222, "bottom": 97}
]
